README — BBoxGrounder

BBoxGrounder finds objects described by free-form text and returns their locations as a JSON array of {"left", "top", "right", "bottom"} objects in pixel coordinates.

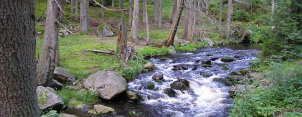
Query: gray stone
[
  {"left": 83, "top": 71, "right": 127, "bottom": 100},
  {"left": 37, "top": 86, "right": 64, "bottom": 111},
  {"left": 170, "top": 79, "right": 190, "bottom": 90},
  {"left": 89, "top": 104, "right": 115, "bottom": 115},
  {"left": 164, "top": 88, "right": 177, "bottom": 97},
  {"left": 54, "top": 67, "right": 76, "bottom": 84}
]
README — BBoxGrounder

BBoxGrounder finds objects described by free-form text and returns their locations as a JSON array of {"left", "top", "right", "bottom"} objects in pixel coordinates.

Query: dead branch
[
  {"left": 92, "top": 0, "right": 128, "bottom": 12},
  {"left": 84, "top": 49, "right": 115, "bottom": 55}
]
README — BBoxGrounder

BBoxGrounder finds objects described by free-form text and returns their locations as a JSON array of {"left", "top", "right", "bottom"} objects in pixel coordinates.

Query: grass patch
[
  {"left": 119, "top": 54, "right": 146, "bottom": 81},
  {"left": 175, "top": 42, "right": 208, "bottom": 52},
  {"left": 139, "top": 29, "right": 170, "bottom": 42},
  {"left": 137, "top": 46, "right": 171, "bottom": 57},
  {"left": 57, "top": 88, "right": 98, "bottom": 108},
  {"left": 230, "top": 62, "right": 302, "bottom": 117}
]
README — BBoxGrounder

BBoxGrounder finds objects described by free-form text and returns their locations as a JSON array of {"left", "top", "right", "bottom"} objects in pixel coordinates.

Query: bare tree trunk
[
  {"left": 184, "top": 1, "right": 196, "bottom": 41},
  {"left": 170, "top": 0, "right": 178, "bottom": 23},
  {"left": 80, "top": 0, "right": 89, "bottom": 33},
  {"left": 131, "top": 0, "right": 140, "bottom": 41},
  {"left": 164, "top": 0, "right": 185, "bottom": 46},
  {"left": 37, "top": 0, "right": 61, "bottom": 86},
  {"left": 0, "top": 0, "right": 39, "bottom": 116},
  {"left": 71, "top": 0, "right": 78, "bottom": 14},
  {"left": 143, "top": 0, "right": 150, "bottom": 42},
  {"left": 226, "top": 0, "right": 233, "bottom": 39},
  {"left": 154, "top": 0, "right": 163, "bottom": 28},
  {"left": 271, "top": 0, "right": 275, "bottom": 21},
  {"left": 117, "top": 16, "right": 128, "bottom": 65},
  {"left": 129, "top": 0, "right": 134, "bottom": 26}
]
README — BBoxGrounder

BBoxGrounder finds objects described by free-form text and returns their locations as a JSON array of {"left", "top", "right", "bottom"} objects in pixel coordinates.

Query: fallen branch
[
  {"left": 84, "top": 49, "right": 115, "bottom": 55},
  {"left": 92, "top": 0, "right": 127, "bottom": 12}
]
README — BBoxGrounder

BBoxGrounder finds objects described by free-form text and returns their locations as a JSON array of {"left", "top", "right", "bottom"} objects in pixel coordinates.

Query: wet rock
[
  {"left": 144, "top": 62, "right": 157, "bottom": 71},
  {"left": 200, "top": 72, "right": 213, "bottom": 78},
  {"left": 164, "top": 88, "right": 177, "bottom": 97},
  {"left": 146, "top": 82, "right": 155, "bottom": 90},
  {"left": 89, "top": 105, "right": 115, "bottom": 115},
  {"left": 170, "top": 79, "right": 190, "bottom": 90},
  {"left": 60, "top": 113, "right": 78, "bottom": 117},
  {"left": 152, "top": 73, "right": 164, "bottom": 81},
  {"left": 202, "top": 60, "right": 212, "bottom": 67},
  {"left": 230, "top": 69, "right": 249, "bottom": 76},
  {"left": 37, "top": 86, "right": 64, "bottom": 111},
  {"left": 213, "top": 78, "right": 234, "bottom": 86},
  {"left": 210, "top": 57, "right": 219, "bottom": 61},
  {"left": 48, "top": 79, "right": 63, "bottom": 90},
  {"left": 54, "top": 67, "right": 76, "bottom": 84},
  {"left": 221, "top": 57, "right": 235, "bottom": 62},
  {"left": 172, "top": 64, "right": 189, "bottom": 71},
  {"left": 83, "top": 71, "right": 127, "bottom": 100},
  {"left": 127, "top": 91, "right": 139, "bottom": 100}
]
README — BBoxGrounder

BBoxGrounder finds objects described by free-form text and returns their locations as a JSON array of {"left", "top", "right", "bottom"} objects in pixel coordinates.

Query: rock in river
[
  {"left": 83, "top": 71, "right": 127, "bottom": 100},
  {"left": 152, "top": 72, "right": 164, "bottom": 81},
  {"left": 164, "top": 88, "right": 177, "bottom": 97},
  {"left": 170, "top": 79, "right": 190, "bottom": 90},
  {"left": 221, "top": 57, "right": 235, "bottom": 62}
]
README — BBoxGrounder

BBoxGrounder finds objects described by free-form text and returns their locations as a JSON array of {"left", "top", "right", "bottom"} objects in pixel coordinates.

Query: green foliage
[
  {"left": 120, "top": 54, "right": 146, "bottom": 81},
  {"left": 58, "top": 88, "right": 98, "bottom": 108},
  {"left": 175, "top": 42, "right": 207, "bottom": 52},
  {"left": 233, "top": 8, "right": 252, "bottom": 22},
  {"left": 41, "top": 110, "right": 60, "bottom": 117},
  {"left": 231, "top": 62, "right": 302, "bottom": 117},
  {"left": 36, "top": 0, "right": 47, "bottom": 20},
  {"left": 137, "top": 46, "right": 170, "bottom": 57}
]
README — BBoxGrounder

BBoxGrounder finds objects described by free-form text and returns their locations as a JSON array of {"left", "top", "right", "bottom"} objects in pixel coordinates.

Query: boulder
[
  {"left": 144, "top": 62, "right": 157, "bottom": 71},
  {"left": 48, "top": 79, "right": 63, "bottom": 90},
  {"left": 170, "top": 79, "right": 190, "bottom": 90},
  {"left": 202, "top": 60, "right": 212, "bottom": 67},
  {"left": 37, "top": 86, "right": 64, "bottom": 111},
  {"left": 152, "top": 73, "right": 164, "bottom": 81},
  {"left": 127, "top": 91, "right": 139, "bottom": 100},
  {"left": 54, "top": 67, "right": 76, "bottom": 84},
  {"left": 89, "top": 105, "right": 115, "bottom": 115},
  {"left": 172, "top": 64, "right": 189, "bottom": 71},
  {"left": 163, "top": 88, "right": 177, "bottom": 97},
  {"left": 83, "top": 71, "right": 127, "bottom": 100},
  {"left": 102, "top": 25, "right": 114, "bottom": 37},
  {"left": 221, "top": 57, "right": 235, "bottom": 62}
]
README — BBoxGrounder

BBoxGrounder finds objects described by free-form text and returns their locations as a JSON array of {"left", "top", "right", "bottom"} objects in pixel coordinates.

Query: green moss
[
  {"left": 57, "top": 88, "right": 98, "bottom": 108},
  {"left": 146, "top": 82, "right": 155, "bottom": 90},
  {"left": 38, "top": 91, "right": 48, "bottom": 105}
]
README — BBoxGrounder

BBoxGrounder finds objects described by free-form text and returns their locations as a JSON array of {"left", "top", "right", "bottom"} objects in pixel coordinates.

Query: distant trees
[
  {"left": 154, "top": 0, "right": 163, "bottom": 28},
  {"left": 131, "top": 0, "right": 140, "bottom": 41},
  {"left": 80, "top": 0, "right": 89, "bottom": 33},
  {"left": 0, "top": 0, "right": 39, "bottom": 116}
]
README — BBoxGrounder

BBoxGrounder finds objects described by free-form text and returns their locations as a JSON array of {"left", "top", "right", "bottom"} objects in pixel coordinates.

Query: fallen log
[{"left": 84, "top": 49, "right": 115, "bottom": 55}]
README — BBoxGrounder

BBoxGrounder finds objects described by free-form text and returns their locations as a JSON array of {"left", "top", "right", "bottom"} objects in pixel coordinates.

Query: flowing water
[{"left": 125, "top": 47, "right": 260, "bottom": 117}]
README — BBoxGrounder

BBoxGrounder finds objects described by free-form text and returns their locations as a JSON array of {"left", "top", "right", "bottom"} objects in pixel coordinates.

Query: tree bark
[
  {"left": 131, "top": 0, "right": 140, "bottom": 41},
  {"left": 170, "top": 0, "right": 178, "bottom": 23},
  {"left": 129, "top": 0, "right": 134, "bottom": 26},
  {"left": 116, "top": 16, "right": 128, "bottom": 65},
  {"left": 164, "top": 0, "right": 185, "bottom": 46},
  {"left": 154, "top": 0, "right": 163, "bottom": 28},
  {"left": 0, "top": 0, "right": 39, "bottom": 116},
  {"left": 37, "top": 0, "right": 61, "bottom": 86},
  {"left": 143, "top": 0, "right": 150, "bottom": 42},
  {"left": 226, "top": 0, "right": 233, "bottom": 39},
  {"left": 80, "top": 0, "right": 89, "bottom": 33}
]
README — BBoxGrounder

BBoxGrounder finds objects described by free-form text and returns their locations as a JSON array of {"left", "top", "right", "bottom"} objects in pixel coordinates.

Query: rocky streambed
[{"left": 124, "top": 47, "right": 260, "bottom": 117}]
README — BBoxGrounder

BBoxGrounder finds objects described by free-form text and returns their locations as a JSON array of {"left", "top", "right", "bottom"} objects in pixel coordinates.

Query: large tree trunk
[
  {"left": 71, "top": 0, "right": 78, "bottom": 14},
  {"left": 80, "top": 0, "right": 89, "bottom": 33},
  {"left": 226, "top": 0, "right": 233, "bottom": 39},
  {"left": 143, "top": 0, "right": 150, "bottom": 42},
  {"left": 37, "top": 0, "right": 61, "bottom": 86},
  {"left": 0, "top": 0, "right": 39, "bottom": 116},
  {"left": 131, "top": 0, "right": 140, "bottom": 41},
  {"left": 154, "top": 0, "right": 163, "bottom": 28},
  {"left": 164, "top": 0, "right": 185, "bottom": 46},
  {"left": 184, "top": 6, "right": 196, "bottom": 41},
  {"left": 170, "top": 0, "right": 178, "bottom": 23}
]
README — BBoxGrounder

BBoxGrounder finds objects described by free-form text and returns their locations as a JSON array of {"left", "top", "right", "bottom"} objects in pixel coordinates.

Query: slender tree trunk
[
  {"left": 143, "top": 0, "right": 150, "bottom": 42},
  {"left": 271, "top": 0, "right": 275, "bottom": 21},
  {"left": 226, "top": 0, "right": 233, "bottom": 39},
  {"left": 71, "top": 0, "right": 78, "bottom": 14},
  {"left": 219, "top": 0, "right": 223, "bottom": 25},
  {"left": 131, "top": 0, "right": 140, "bottom": 41},
  {"left": 0, "top": 0, "right": 39, "bottom": 116},
  {"left": 129, "top": 0, "right": 134, "bottom": 26},
  {"left": 37, "top": 0, "right": 61, "bottom": 86},
  {"left": 116, "top": 16, "right": 128, "bottom": 64},
  {"left": 80, "top": 0, "right": 89, "bottom": 33},
  {"left": 154, "top": 0, "right": 163, "bottom": 28},
  {"left": 184, "top": 2, "right": 196, "bottom": 41},
  {"left": 164, "top": 0, "right": 185, "bottom": 46},
  {"left": 170, "top": 0, "right": 178, "bottom": 23}
]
